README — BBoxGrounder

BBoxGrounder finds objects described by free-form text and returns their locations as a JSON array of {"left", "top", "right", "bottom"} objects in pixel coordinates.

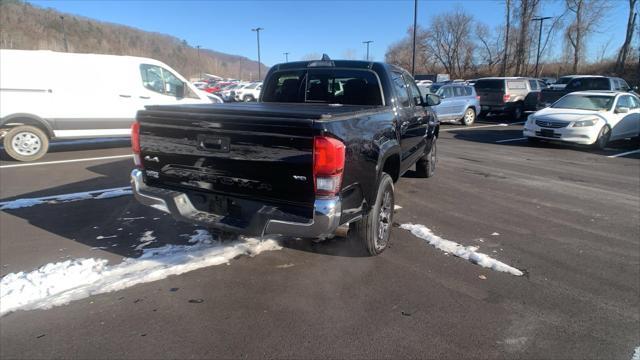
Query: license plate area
[{"left": 539, "top": 129, "right": 555, "bottom": 138}]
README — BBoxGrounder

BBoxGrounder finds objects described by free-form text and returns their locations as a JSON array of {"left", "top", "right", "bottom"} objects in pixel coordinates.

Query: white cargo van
[{"left": 0, "top": 50, "right": 216, "bottom": 161}]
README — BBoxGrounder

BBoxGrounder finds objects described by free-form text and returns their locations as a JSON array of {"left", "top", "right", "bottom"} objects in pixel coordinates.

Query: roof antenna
[{"left": 321, "top": 54, "right": 331, "bottom": 61}]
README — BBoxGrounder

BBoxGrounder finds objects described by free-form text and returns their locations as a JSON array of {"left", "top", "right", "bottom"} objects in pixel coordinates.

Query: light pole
[
  {"left": 363, "top": 40, "right": 373, "bottom": 61},
  {"left": 196, "top": 45, "right": 201, "bottom": 79},
  {"left": 60, "top": 16, "right": 69, "bottom": 52},
  {"left": 411, "top": 0, "right": 418, "bottom": 76},
  {"left": 251, "top": 27, "right": 264, "bottom": 81},
  {"left": 532, "top": 16, "right": 552, "bottom": 78},
  {"left": 284, "top": 52, "right": 289, "bottom": 62}
]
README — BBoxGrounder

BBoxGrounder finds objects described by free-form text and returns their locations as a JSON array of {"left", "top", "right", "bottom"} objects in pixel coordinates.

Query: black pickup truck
[{"left": 130, "top": 58, "right": 441, "bottom": 255}]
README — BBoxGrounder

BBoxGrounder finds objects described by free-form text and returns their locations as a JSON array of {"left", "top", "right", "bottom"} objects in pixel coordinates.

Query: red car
[{"left": 204, "top": 82, "right": 233, "bottom": 93}]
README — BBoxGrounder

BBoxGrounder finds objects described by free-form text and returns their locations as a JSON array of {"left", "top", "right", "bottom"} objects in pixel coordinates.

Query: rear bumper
[
  {"left": 130, "top": 169, "right": 341, "bottom": 239},
  {"left": 480, "top": 103, "right": 516, "bottom": 113}
]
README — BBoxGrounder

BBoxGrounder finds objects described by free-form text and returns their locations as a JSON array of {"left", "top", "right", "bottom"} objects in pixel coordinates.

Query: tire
[
  {"left": 350, "top": 173, "right": 395, "bottom": 256},
  {"left": 511, "top": 103, "right": 523, "bottom": 121},
  {"left": 593, "top": 125, "right": 611, "bottom": 150},
  {"left": 461, "top": 108, "right": 476, "bottom": 126},
  {"left": 2, "top": 125, "right": 49, "bottom": 162},
  {"left": 243, "top": 95, "right": 254, "bottom": 102},
  {"left": 415, "top": 136, "right": 437, "bottom": 178}
]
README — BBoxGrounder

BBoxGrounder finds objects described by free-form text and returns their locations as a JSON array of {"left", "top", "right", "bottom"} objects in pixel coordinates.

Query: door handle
[
  {"left": 119, "top": 94, "right": 131, "bottom": 98},
  {"left": 139, "top": 96, "right": 151, "bottom": 99}
]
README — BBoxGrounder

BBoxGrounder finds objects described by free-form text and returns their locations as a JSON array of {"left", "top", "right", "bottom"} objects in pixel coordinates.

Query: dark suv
[{"left": 539, "top": 76, "right": 635, "bottom": 108}]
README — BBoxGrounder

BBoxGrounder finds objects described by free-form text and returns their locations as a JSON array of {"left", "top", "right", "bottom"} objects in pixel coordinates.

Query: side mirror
[
  {"left": 424, "top": 94, "right": 441, "bottom": 106},
  {"left": 615, "top": 107, "right": 629, "bottom": 114},
  {"left": 175, "top": 83, "right": 185, "bottom": 99},
  {"left": 633, "top": 86, "right": 639, "bottom": 92}
]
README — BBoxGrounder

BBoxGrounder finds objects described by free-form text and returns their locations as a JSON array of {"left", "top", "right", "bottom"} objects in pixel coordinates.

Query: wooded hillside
[{"left": 0, "top": 0, "right": 268, "bottom": 81}]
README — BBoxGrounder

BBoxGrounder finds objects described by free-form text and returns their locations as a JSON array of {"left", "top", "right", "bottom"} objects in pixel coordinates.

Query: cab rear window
[
  {"left": 474, "top": 79, "right": 504, "bottom": 90},
  {"left": 261, "top": 69, "right": 383, "bottom": 106}
]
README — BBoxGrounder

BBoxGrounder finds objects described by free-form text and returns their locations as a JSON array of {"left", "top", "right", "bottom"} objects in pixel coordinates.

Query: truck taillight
[
  {"left": 313, "top": 136, "right": 345, "bottom": 197},
  {"left": 503, "top": 94, "right": 510, "bottom": 103},
  {"left": 131, "top": 122, "right": 142, "bottom": 168}
]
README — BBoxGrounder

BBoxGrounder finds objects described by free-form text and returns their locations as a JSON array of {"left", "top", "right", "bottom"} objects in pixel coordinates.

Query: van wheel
[
  {"left": 461, "top": 108, "right": 476, "bottom": 126},
  {"left": 351, "top": 173, "right": 394, "bottom": 256},
  {"left": 3, "top": 125, "right": 49, "bottom": 162},
  {"left": 593, "top": 125, "right": 611, "bottom": 150},
  {"left": 415, "top": 137, "right": 437, "bottom": 178}
]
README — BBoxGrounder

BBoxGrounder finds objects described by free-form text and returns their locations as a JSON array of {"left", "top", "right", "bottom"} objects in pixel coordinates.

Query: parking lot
[{"left": 1, "top": 120, "right": 638, "bottom": 359}]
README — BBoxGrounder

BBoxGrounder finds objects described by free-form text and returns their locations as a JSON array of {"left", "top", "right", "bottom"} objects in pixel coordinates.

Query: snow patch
[
  {"left": 394, "top": 205, "right": 403, "bottom": 210},
  {"left": 400, "top": 223, "right": 523, "bottom": 276},
  {"left": 0, "top": 231, "right": 281, "bottom": 315},
  {"left": 134, "top": 231, "right": 157, "bottom": 251},
  {"left": 0, "top": 187, "right": 131, "bottom": 210},
  {"left": 632, "top": 346, "right": 640, "bottom": 360},
  {"left": 491, "top": 232, "right": 500, "bottom": 236}
]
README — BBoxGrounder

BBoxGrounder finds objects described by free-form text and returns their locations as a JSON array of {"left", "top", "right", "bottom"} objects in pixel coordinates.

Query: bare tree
[
  {"left": 476, "top": 23, "right": 504, "bottom": 75},
  {"left": 564, "top": 0, "right": 611, "bottom": 73},
  {"left": 501, "top": 0, "right": 511, "bottom": 76},
  {"left": 513, "top": 0, "right": 540, "bottom": 75},
  {"left": 424, "top": 7, "right": 475, "bottom": 79},
  {"left": 615, "top": 0, "right": 638, "bottom": 74}
]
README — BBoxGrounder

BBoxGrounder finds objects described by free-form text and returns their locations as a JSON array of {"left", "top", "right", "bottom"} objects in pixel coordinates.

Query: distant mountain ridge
[{"left": 0, "top": 0, "right": 268, "bottom": 81}]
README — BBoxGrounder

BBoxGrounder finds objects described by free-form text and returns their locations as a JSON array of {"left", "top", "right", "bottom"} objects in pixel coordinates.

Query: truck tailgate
[{"left": 137, "top": 108, "right": 316, "bottom": 208}]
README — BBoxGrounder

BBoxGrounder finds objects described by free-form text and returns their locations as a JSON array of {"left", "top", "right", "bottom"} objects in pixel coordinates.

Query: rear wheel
[
  {"left": 415, "top": 137, "right": 437, "bottom": 178},
  {"left": 2, "top": 125, "right": 49, "bottom": 162},
  {"left": 461, "top": 108, "right": 476, "bottom": 126},
  {"left": 351, "top": 173, "right": 395, "bottom": 256},
  {"left": 511, "top": 104, "right": 523, "bottom": 121},
  {"left": 593, "top": 125, "right": 611, "bottom": 150},
  {"left": 243, "top": 95, "right": 254, "bottom": 102}
]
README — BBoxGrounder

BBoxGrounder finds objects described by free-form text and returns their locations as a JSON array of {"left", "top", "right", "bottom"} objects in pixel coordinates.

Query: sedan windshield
[{"left": 552, "top": 94, "right": 614, "bottom": 111}]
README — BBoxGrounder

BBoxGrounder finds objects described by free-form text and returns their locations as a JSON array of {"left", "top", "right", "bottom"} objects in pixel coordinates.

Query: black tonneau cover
[{"left": 144, "top": 102, "right": 381, "bottom": 121}]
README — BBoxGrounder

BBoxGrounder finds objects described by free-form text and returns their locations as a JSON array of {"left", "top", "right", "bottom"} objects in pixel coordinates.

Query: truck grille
[{"left": 536, "top": 120, "right": 568, "bottom": 128}]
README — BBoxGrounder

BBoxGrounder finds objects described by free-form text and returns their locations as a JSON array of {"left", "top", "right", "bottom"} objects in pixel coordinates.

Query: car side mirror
[
  {"left": 424, "top": 94, "right": 441, "bottom": 106},
  {"left": 615, "top": 107, "right": 629, "bottom": 114},
  {"left": 175, "top": 83, "right": 185, "bottom": 99}
]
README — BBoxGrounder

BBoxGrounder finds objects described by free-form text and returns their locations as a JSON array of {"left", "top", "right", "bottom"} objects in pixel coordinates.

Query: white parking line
[
  {"left": 441, "top": 123, "right": 508, "bottom": 132},
  {"left": 607, "top": 149, "right": 640, "bottom": 158},
  {"left": 0, "top": 154, "right": 132, "bottom": 169},
  {"left": 496, "top": 137, "right": 527, "bottom": 143}
]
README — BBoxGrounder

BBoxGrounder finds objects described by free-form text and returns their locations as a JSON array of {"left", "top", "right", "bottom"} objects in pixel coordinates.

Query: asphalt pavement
[{"left": 1, "top": 123, "right": 638, "bottom": 359}]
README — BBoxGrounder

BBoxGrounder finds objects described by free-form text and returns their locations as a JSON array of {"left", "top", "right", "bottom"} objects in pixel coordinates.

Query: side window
[
  {"left": 404, "top": 75, "right": 423, "bottom": 106},
  {"left": 528, "top": 80, "right": 538, "bottom": 90},
  {"left": 442, "top": 87, "right": 454, "bottom": 98},
  {"left": 464, "top": 87, "right": 473, "bottom": 96},
  {"left": 616, "top": 96, "right": 631, "bottom": 109},
  {"left": 161, "top": 68, "right": 185, "bottom": 97},
  {"left": 391, "top": 71, "right": 410, "bottom": 107},
  {"left": 453, "top": 87, "right": 465, "bottom": 97},
  {"left": 618, "top": 79, "right": 630, "bottom": 91},
  {"left": 538, "top": 80, "right": 547, "bottom": 89},
  {"left": 628, "top": 96, "right": 640, "bottom": 109},
  {"left": 140, "top": 64, "right": 164, "bottom": 94}
]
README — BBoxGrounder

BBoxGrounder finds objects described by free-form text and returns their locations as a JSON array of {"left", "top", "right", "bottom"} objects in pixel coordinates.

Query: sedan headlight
[{"left": 571, "top": 119, "right": 598, "bottom": 127}]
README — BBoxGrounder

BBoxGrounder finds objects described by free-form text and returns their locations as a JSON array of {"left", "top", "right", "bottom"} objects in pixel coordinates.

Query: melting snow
[
  {"left": 0, "top": 231, "right": 281, "bottom": 315},
  {"left": 491, "top": 232, "right": 500, "bottom": 236},
  {"left": 632, "top": 347, "right": 640, "bottom": 360},
  {"left": 400, "top": 223, "right": 523, "bottom": 276},
  {"left": 134, "top": 231, "right": 157, "bottom": 251},
  {"left": 0, "top": 187, "right": 132, "bottom": 210}
]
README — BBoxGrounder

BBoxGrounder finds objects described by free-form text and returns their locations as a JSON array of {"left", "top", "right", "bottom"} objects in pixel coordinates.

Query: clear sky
[{"left": 30, "top": 0, "right": 631, "bottom": 66}]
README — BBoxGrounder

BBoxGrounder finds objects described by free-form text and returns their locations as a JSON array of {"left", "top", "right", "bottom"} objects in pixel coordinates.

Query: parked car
[
  {"left": 540, "top": 77, "right": 556, "bottom": 86},
  {"left": 0, "top": 49, "right": 212, "bottom": 162},
  {"left": 523, "top": 78, "right": 552, "bottom": 112},
  {"left": 427, "top": 84, "right": 479, "bottom": 126},
  {"left": 548, "top": 75, "right": 579, "bottom": 90},
  {"left": 130, "top": 58, "right": 441, "bottom": 255},
  {"left": 523, "top": 91, "right": 640, "bottom": 149},
  {"left": 539, "top": 76, "right": 635, "bottom": 109},
  {"left": 474, "top": 77, "right": 538, "bottom": 120},
  {"left": 236, "top": 82, "right": 262, "bottom": 102}
]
